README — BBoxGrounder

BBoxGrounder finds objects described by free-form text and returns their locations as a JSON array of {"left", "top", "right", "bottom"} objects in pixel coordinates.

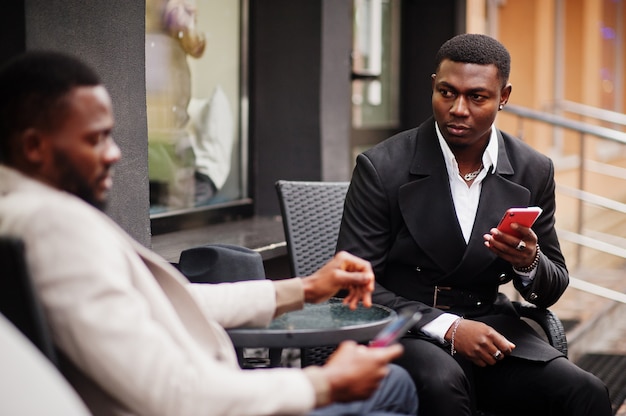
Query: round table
[{"left": 227, "top": 298, "right": 396, "bottom": 349}]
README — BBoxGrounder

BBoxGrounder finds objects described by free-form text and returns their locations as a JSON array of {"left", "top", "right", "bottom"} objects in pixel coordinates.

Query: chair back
[
  {"left": 0, "top": 236, "right": 59, "bottom": 367},
  {"left": 275, "top": 180, "right": 350, "bottom": 276},
  {"left": 0, "top": 314, "right": 89, "bottom": 415},
  {"left": 275, "top": 180, "right": 350, "bottom": 367}
]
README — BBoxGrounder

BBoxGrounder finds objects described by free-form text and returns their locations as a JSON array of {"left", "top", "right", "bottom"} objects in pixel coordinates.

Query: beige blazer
[{"left": 0, "top": 166, "right": 317, "bottom": 416}]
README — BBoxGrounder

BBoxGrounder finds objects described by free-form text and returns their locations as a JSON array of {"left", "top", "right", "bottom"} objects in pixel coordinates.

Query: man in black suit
[{"left": 337, "top": 33, "right": 611, "bottom": 416}]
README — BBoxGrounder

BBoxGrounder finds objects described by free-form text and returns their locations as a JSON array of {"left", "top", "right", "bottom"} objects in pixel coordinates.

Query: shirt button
[
  {"left": 499, "top": 273, "right": 507, "bottom": 281},
  {"left": 415, "top": 266, "right": 421, "bottom": 272},
  {"left": 529, "top": 293, "right": 538, "bottom": 301}
]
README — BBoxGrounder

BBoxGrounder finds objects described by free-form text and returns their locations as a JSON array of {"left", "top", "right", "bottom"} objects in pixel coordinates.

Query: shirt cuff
[
  {"left": 302, "top": 366, "right": 332, "bottom": 408},
  {"left": 420, "top": 313, "right": 461, "bottom": 343},
  {"left": 273, "top": 278, "right": 305, "bottom": 317},
  {"left": 515, "top": 267, "right": 538, "bottom": 286}
]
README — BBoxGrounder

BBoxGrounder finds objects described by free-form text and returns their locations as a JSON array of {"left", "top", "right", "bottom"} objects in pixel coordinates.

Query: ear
[
  {"left": 19, "top": 128, "right": 49, "bottom": 165},
  {"left": 500, "top": 83, "right": 512, "bottom": 107}
]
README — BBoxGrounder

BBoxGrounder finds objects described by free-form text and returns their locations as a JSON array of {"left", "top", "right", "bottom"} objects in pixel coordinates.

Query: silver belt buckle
[{"left": 433, "top": 285, "right": 452, "bottom": 310}]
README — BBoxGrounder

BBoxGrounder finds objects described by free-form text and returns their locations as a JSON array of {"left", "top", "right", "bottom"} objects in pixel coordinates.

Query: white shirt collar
[{"left": 434, "top": 121, "right": 499, "bottom": 179}]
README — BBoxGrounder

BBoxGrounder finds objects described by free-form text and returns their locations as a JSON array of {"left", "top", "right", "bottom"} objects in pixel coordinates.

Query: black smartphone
[{"left": 369, "top": 311, "right": 422, "bottom": 347}]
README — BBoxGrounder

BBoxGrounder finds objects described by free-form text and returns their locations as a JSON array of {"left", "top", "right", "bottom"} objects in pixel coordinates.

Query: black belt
[{"left": 432, "top": 285, "right": 498, "bottom": 310}]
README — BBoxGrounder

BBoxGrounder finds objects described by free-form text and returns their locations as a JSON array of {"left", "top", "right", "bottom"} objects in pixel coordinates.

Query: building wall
[
  {"left": 251, "top": 0, "right": 463, "bottom": 216},
  {"left": 3, "top": 1, "right": 465, "bottom": 243},
  {"left": 12, "top": 0, "right": 151, "bottom": 246},
  {"left": 400, "top": 0, "right": 461, "bottom": 129},
  {"left": 250, "top": 0, "right": 354, "bottom": 216}
]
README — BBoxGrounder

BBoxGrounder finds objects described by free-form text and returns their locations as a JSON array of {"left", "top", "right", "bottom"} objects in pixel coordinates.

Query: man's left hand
[{"left": 483, "top": 223, "right": 538, "bottom": 269}]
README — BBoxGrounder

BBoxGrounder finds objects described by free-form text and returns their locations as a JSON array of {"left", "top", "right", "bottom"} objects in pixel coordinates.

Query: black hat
[{"left": 178, "top": 244, "right": 266, "bottom": 284}]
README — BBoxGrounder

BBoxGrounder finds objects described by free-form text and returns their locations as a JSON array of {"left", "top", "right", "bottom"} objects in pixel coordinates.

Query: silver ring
[
  {"left": 493, "top": 350, "right": 502, "bottom": 360},
  {"left": 515, "top": 240, "right": 526, "bottom": 251}
]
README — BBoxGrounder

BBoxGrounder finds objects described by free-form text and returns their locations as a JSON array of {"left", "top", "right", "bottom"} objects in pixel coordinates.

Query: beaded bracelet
[
  {"left": 450, "top": 317, "right": 463, "bottom": 356},
  {"left": 514, "top": 244, "right": 541, "bottom": 273}
]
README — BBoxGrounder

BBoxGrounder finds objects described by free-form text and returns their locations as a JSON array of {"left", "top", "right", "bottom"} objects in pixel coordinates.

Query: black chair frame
[{"left": 0, "top": 236, "right": 59, "bottom": 367}]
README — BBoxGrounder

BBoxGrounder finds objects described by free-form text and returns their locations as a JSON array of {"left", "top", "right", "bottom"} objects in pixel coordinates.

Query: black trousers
[{"left": 396, "top": 337, "right": 612, "bottom": 416}]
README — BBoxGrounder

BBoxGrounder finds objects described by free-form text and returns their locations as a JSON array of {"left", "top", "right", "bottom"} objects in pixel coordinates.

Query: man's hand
[
  {"left": 321, "top": 341, "right": 403, "bottom": 402},
  {"left": 301, "top": 251, "right": 375, "bottom": 309},
  {"left": 446, "top": 319, "right": 516, "bottom": 366},
  {"left": 483, "top": 224, "right": 538, "bottom": 269}
]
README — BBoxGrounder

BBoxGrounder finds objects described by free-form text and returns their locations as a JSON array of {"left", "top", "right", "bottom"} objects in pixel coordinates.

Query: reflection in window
[
  {"left": 352, "top": 0, "right": 400, "bottom": 129},
  {"left": 146, "top": 0, "right": 244, "bottom": 214}
]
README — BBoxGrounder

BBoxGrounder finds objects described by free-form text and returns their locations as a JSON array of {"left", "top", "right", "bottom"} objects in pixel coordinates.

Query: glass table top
[
  {"left": 268, "top": 298, "right": 394, "bottom": 330},
  {"left": 227, "top": 298, "right": 396, "bottom": 348}
]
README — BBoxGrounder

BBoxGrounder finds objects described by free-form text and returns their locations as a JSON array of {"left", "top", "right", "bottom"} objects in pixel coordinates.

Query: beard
[{"left": 52, "top": 151, "right": 109, "bottom": 211}]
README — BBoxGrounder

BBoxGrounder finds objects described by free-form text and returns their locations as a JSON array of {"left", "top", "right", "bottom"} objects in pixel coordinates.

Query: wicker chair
[{"left": 275, "top": 180, "right": 568, "bottom": 369}]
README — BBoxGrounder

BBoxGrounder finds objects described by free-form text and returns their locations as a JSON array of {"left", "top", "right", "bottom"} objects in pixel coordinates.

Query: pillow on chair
[
  {"left": 178, "top": 243, "right": 266, "bottom": 284},
  {"left": 0, "top": 314, "right": 90, "bottom": 415},
  {"left": 177, "top": 244, "right": 279, "bottom": 368}
]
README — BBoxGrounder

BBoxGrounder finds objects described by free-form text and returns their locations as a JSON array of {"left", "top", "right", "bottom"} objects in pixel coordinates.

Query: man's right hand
[
  {"left": 447, "top": 319, "right": 516, "bottom": 366},
  {"left": 301, "top": 251, "right": 375, "bottom": 309},
  {"left": 320, "top": 341, "right": 403, "bottom": 403}
]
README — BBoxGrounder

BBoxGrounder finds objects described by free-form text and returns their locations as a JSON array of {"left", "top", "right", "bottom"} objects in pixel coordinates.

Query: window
[
  {"left": 350, "top": 0, "right": 401, "bottom": 162},
  {"left": 351, "top": 0, "right": 400, "bottom": 130},
  {"left": 145, "top": 0, "right": 249, "bottom": 229}
]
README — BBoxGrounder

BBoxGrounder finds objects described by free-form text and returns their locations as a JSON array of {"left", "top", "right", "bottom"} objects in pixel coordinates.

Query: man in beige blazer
[{"left": 0, "top": 51, "right": 418, "bottom": 416}]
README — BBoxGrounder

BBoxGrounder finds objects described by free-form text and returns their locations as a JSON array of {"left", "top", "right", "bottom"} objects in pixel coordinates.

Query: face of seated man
[{"left": 22, "top": 85, "right": 121, "bottom": 210}]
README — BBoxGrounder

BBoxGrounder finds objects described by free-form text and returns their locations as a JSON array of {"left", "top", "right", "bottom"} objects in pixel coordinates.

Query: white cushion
[{"left": 0, "top": 315, "right": 91, "bottom": 415}]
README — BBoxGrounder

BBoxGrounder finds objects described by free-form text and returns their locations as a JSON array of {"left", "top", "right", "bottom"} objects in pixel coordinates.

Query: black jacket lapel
[
  {"left": 399, "top": 126, "right": 533, "bottom": 279},
  {"left": 398, "top": 122, "right": 467, "bottom": 273}
]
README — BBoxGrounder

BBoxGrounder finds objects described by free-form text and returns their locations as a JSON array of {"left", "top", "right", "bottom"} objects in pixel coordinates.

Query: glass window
[
  {"left": 145, "top": 0, "right": 247, "bottom": 219},
  {"left": 351, "top": 0, "right": 400, "bottom": 129}
]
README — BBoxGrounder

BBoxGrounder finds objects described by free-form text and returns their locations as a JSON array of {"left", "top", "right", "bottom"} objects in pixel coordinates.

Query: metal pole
[{"left": 575, "top": 131, "right": 586, "bottom": 268}]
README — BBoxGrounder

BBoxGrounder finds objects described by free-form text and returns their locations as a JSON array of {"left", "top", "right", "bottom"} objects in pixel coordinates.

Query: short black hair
[
  {"left": 0, "top": 51, "right": 101, "bottom": 163},
  {"left": 434, "top": 33, "right": 511, "bottom": 87}
]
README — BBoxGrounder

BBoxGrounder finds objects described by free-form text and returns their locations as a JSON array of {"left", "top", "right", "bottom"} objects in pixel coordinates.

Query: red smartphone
[
  {"left": 369, "top": 311, "right": 422, "bottom": 347},
  {"left": 497, "top": 207, "right": 543, "bottom": 238}
]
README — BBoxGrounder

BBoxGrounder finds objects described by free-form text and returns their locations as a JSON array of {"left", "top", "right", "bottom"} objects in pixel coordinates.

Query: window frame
[{"left": 149, "top": 0, "right": 251, "bottom": 235}]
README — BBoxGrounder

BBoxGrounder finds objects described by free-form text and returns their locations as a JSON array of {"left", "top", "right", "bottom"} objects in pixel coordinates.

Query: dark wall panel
[
  {"left": 24, "top": 0, "right": 150, "bottom": 246},
  {"left": 0, "top": 0, "right": 26, "bottom": 62},
  {"left": 250, "top": 0, "right": 353, "bottom": 216},
  {"left": 400, "top": 0, "right": 461, "bottom": 129},
  {"left": 250, "top": 0, "right": 323, "bottom": 216}
]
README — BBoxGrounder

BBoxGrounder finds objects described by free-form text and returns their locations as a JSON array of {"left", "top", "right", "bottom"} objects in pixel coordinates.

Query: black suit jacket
[{"left": 337, "top": 118, "right": 569, "bottom": 361}]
